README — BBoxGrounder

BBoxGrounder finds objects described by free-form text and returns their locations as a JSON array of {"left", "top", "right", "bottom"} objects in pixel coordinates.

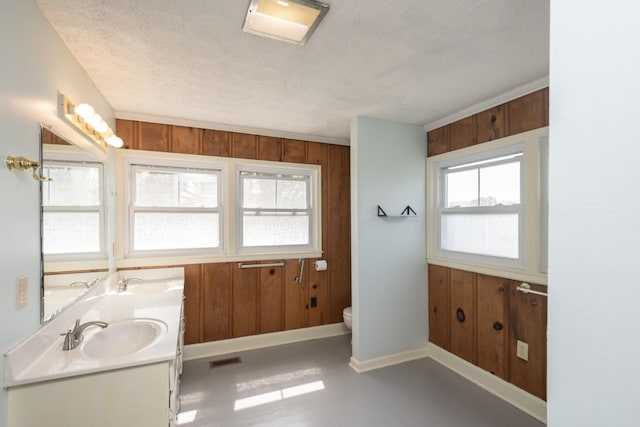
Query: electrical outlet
[
  {"left": 516, "top": 340, "right": 529, "bottom": 361},
  {"left": 16, "top": 275, "right": 28, "bottom": 309}
]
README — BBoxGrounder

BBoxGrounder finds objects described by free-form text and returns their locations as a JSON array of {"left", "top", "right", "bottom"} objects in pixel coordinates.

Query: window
[
  {"left": 238, "top": 168, "right": 313, "bottom": 251},
  {"left": 129, "top": 165, "right": 222, "bottom": 254},
  {"left": 42, "top": 160, "right": 105, "bottom": 258},
  {"left": 426, "top": 127, "right": 548, "bottom": 281},
  {"left": 440, "top": 153, "right": 523, "bottom": 260}
]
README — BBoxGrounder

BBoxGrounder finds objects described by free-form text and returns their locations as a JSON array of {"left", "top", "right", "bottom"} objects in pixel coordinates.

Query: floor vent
[{"left": 209, "top": 357, "right": 241, "bottom": 369}]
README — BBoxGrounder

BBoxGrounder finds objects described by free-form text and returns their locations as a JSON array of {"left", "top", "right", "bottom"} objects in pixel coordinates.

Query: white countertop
[{"left": 3, "top": 268, "right": 184, "bottom": 388}]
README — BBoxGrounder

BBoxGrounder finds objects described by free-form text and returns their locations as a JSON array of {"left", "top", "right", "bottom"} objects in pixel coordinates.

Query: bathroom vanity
[{"left": 3, "top": 268, "right": 185, "bottom": 427}]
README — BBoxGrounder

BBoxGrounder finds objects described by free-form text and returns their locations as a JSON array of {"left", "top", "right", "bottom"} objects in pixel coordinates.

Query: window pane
[
  {"left": 243, "top": 212, "right": 309, "bottom": 247},
  {"left": 480, "top": 162, "right": 520, "bottom": 206},
  {"left": 441, "top": 213, "right": 519, "bottom": 259},
  {"left": 243, "top": 176, "right": 308, "bottom": 209},
  {"left": 42, "top": 164, "right": 100, "bottom": 206},
  {"left": 134, "top": 212, "right": 219, "bottom": 251},
  {"left": 43, "top": 212, "right": 100, "bottom": 254},
  {"left": 135, "top": 169, "right": 218, "bottom": 208},
  {"left": 446, "top": 169, "right": 478, "bottom": 207}
]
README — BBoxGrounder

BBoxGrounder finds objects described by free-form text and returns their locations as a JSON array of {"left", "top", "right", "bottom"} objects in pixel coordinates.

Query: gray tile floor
[{"left": 178, "top": 335, "right": 544, "bottom": 427}]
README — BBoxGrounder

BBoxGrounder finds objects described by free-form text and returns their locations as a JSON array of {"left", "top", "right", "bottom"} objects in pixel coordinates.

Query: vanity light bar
[{"left": 60, "top": 95, "right": 123, "bottom": 148}]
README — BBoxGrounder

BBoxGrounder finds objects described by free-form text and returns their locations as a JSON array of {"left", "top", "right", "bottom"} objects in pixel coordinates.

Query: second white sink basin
[
  {"left": 81, "top": 318, "right": 167, "bottom": 359},
  {"left": 123, "top": 280, "right": 182, "bottom": 295}
]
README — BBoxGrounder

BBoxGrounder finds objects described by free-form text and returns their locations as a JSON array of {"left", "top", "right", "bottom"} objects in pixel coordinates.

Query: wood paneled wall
[
  {"left": 116, "top": 120, "right": 351, "bottom": 345},
  {"left": 427, "top": 88, "right": 549, "bottom": 400},
  {"left": 428, "top": 266, "right": 547, "bottom": 400},
  {"left": 427, "top": 88, "right": 549, "bottom": 156}
]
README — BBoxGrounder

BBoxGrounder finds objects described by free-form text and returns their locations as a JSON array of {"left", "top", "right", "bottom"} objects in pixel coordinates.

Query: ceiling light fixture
[
  {"left": 242, "top": 0, "right": 329, "bottom": 46},
  {"left": 60, "top": 94, "right": 123, "bottom": 148}
]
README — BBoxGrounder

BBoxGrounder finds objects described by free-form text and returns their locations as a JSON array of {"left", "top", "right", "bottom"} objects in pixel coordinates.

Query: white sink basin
[
  {"left": 81, "top": 318, "right": 167, "bottom": 359},
  {"left": 123, "top": 280, "right": 182, "bottom": 295}
]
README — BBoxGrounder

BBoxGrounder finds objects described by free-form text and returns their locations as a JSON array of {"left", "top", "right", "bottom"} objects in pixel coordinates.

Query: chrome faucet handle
[{"left": 119, "top": 277, "right": 143, "bottom": 292}]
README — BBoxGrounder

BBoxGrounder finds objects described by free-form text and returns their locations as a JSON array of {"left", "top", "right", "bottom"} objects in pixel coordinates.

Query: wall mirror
[{"left": 40, "top": 125, "right": 112, "bottom": 322}]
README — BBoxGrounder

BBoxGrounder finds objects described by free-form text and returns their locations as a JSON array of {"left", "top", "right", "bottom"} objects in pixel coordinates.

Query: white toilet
[{"left": 342, "top": 306, "right": 352, "bottom": 330}]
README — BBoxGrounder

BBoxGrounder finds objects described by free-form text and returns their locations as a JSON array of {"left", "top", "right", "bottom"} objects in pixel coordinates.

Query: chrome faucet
[
  {"left": 118, "top": 277, "right": 142, "bottom": 292},
  {"left": 60, "top": 318, "right": 108, "bottom": 350}
]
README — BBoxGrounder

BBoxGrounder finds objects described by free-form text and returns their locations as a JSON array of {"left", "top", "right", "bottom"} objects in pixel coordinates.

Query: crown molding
[
  {"left": 424, "top": 76, "right": 549, "bottom": 132},
  {"left": 114, "top": 111, "right": 350, "bottom": 146}
]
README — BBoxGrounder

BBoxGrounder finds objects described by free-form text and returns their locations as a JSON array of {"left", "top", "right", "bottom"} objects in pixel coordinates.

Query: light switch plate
[
  {"left": 516, "top": 340, "right": 529, "bottom": 361},
  {"left": 16, "top": 275, "right": 28, "bottom": 309}
]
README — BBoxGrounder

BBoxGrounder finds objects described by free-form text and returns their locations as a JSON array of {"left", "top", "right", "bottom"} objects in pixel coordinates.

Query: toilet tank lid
[{"left": 343, "top": 307, "right": 352, "bottom": 315}]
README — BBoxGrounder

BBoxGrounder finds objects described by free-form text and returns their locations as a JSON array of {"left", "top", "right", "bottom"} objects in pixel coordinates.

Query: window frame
[
  {"left": 426, "top": 127, "right": 548, "bottom": 284},
  {"left": 437, "top": 149, "right": 525, "bottom": 268},
  {"left": 116, "top": 150, "right": 322, "bottom": 268},
  {"left": 41, "top": 149, "right": 107, "bottom": 263},
  {"left": 236, "top": 164, "right": 316, "bottom": 254}
]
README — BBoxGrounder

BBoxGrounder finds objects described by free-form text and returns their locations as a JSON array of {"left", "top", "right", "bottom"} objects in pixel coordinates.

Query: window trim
[{"left": 426, "top": 127, "right": 548, "bottom": 284}]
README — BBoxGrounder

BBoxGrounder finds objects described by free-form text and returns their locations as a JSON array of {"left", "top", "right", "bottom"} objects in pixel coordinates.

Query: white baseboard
[
  {"left": 183, "top": 323, "right": 350, "bottom": 361},
  {"left": 426, "top": 343, "right": 547, "bottom": 424},
  {"left": 349, "top": 347, "right": 429, "bottom": 373}
]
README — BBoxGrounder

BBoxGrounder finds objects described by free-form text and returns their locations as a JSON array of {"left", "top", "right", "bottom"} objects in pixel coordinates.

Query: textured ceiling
[{"left": 35, "top": 0, "right": 549, "bottom": 143}]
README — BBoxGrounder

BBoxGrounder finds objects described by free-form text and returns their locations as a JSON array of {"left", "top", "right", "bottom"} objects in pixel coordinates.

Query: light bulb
[
  {"left": 101, "top": 128, "right": 114, "bottom": 138},
  {"left": 73, "top": 103, "right": 95, "bottom": 120},
  {"left": 94, "top": 120, "right": 109, "bottom": 134},
  {"left": 106, "top": 135, "right": 123, "bottom": 148},
  {"left": 86, "top": 113, "right": 103, "bottom": 129}
]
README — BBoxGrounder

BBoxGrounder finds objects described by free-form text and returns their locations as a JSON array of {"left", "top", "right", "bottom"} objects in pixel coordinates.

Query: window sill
[
  {"left": 116, "top": 251, "right": 324, "bottom": 269},
  {"left": 426, "top": 256, "right": 547, "bottom": 285},
  {"left": 44, "top": 259, "right": 110, "bottom": 273}
]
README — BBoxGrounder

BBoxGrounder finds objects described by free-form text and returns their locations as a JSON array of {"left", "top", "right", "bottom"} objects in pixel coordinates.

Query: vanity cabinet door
[
  {"left": 450, "top": 269, "right": 476, "bottom": 364},
  {"left": 477, "top": 274, "right": 510, "bottom": 380},
  {"left": 428, "top": 265, "right": 450, "bottom": 351}
]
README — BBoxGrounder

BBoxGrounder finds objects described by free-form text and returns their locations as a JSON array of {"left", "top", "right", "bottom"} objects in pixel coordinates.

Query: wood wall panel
[
  {"left": 477, "top": 274, "right": 510, "bottom": 380},
  {"left": 308, "top": 260, "right": 329, "bottom": 326},
  {"left": 328, "top": 144, "right": 351, "bottom": 323},
  {"left": 449, "top": 116, "right": 476, "bottom": 151},
  {"left": 202, "top": 263, "right": 232, "bottom": 342},
  {"left": 116, "top": 119, "right": 137, "bottom": 149},
  {"left": 283, "top": 139, "right": 307, "bottom": 163},
  {"left": 231, "top": 265, "right": 258, "bottom": 338},
  {"left": 508, "top": 89, "right": 547, "bottom": 135},
  {"left": 138, "top": 121, "right": 170, "bottom": 152},
  {"left": 202, "top": 129, "right": 230, "bottom": 157},
  {"left": 427, "top": 87, "right": 548, "bottom": 157},
  {"left": 450, "top": 268, "right": 476, "bottom": 364},
  {"left": 428, "top": 265, "right": 450, "bottom": 351},
  {"left": 284, "top": 259, "right": 308, "bottom": 330},
  {"left": 183, "top": 264, "right": 202, "bottom": 345},
  {"left": 258, "top": 136, "right": 282, "bottom": 161},
  {"left": 427, "top": 126, "right": 449, "bottom": 157},
  {"left": 258, "top": 261, "right": 284, "bottom": 333},
  {"left": 509, "top": 280, "right": 547, "bottom": 400},
  {"left": 476, "top": 105, "right": 506, "bottom": 144},
  {"left": 171, "top": 125, "right": 201, "bottom": 155},
  {"left": 306, "top": 142, "right": 331, "bottom": 327},
  {"left": 231, "top": 133, "right": 258, "bottom": 159},
  {"left": 115, "top": 120, "right": 351, "bottom": 344}
]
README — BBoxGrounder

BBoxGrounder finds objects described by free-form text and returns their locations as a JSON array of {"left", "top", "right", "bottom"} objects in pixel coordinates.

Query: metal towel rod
[
  {"left": 516, "top": 282, "right": 548, "bottom": 297},
  {"left": 238, "top": 261, "right": 285, "bottom": 269}
]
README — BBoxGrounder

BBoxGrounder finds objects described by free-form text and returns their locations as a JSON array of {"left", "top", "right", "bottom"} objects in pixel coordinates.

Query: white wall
[
  {"left": 350, "top": 116, "right": 427, "bottom": 362},
  {"left": 0, "top": 2, "right": 112, "bottom": 425},
  {"left": 548, "top": 2, "right": 640, "bottom": 426}
]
